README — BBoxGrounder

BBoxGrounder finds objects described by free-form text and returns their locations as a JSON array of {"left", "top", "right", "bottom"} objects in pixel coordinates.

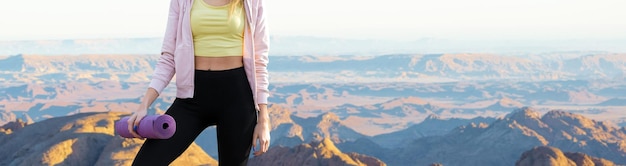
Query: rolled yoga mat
[{"left": 115, "top": 115, "right": 176, "bottom": 139}]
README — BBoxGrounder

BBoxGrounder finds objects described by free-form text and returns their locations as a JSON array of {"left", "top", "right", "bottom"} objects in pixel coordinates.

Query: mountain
[
  {"left": 291, "top": 112, "right": 366, "bottom": 143},
  {"left": 321, "top": 96, "right": 514, "bottom": 136},
  {"left": 0, "top": 54, "right": 157, "bottom": 73},
  {"left": 574, "top": 55, "right": 626, "bottom": 78},
  {"left": 0, "top": 112, "right": 217, "bottom": 166},
  {"left": 2, "top": 54, "right": 626, "bottom": 84},
  {"left": 262, "top": 106, "right": 367, "bottom": 145},
  {"left": 268, "top": 53, "right": 626, "bottom": 82},
  {"left": 516, "top": 146, "right": 616, "bottom": 166},
  {"left": 371, "top": 114, "right": 495, "bottom": 148},
  {"left": 327, "top": 97, "right": 448, "bottom": 136},
  {"left": 517, "top": 146, "right": 576, "bottom": 166},
  {"left": 382, "top": 107, "right": 626, "bottom": 166},
  {"left": 596, "top": 98, "right": 626, "bottom": 106},
  {"left": 563, "top": 152, "right": 617, "bottom": 166},
  {"left": 484, "top": 97, "right": 525, "bottom": 111},
  {"left": 335, "top": 137, "right": 387, "bottom": 160},
  {"left": 247, "top": 137, "right": 386, "bottom": 166},
  {"left": 0, "top": 54, "right": 156, "bottom": 83},
  {"left": 0, "top": 118, "right": 28, "bottom": 135},
  {"left": 265, "top": 104, "right": 306, "bottom": 147}
]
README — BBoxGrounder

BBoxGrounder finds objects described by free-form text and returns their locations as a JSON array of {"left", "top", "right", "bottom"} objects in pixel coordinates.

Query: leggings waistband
[{"left": 194, "top": 67, "right": 245, "bottom": 78}]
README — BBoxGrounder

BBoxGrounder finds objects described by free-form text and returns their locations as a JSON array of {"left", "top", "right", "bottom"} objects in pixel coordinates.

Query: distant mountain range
[
  {"left": 268, "top": 53, "right": 626, "bottom": 82},
  {"left": 2, "top": 37, "right": 626, "bottom": 56},
  {"left": 1, "top": 53, "right": 625, "bottom": 84}
]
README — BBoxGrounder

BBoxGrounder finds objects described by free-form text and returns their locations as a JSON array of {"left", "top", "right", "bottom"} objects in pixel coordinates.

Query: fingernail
[{"left": 133, "top": 126, "right": 138, "bottom": 131}]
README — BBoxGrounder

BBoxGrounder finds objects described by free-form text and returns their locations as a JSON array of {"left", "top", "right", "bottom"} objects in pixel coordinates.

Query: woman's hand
[
  {"left": 126, "top": 108, "right": 148, "bottom": 139},
  {"left": 252, "top": 121, "right": 271, "bottom": 156},
  {"left": 252, "top": 104, "right": 271, "bottom": 156},
  {"left": 126, "top": 88, "right": 159, "bottom": 139}
]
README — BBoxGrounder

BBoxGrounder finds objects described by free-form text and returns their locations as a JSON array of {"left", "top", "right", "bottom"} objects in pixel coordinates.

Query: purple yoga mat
[{"left": 115, "top": 115, "right": 176, "bottom": 139}]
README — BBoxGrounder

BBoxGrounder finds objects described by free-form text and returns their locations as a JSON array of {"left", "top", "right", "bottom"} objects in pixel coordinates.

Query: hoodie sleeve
[
  {"left": 149, "top": 0, "right": 180, "bottom": 95},
  {"left": 253, "top": 0, "right": 270, "bottom": 104}
]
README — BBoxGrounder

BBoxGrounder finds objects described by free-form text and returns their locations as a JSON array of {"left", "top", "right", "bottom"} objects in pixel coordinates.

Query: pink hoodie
[{"left": 148, "top": 0, "right": 270, "bottom": 109}]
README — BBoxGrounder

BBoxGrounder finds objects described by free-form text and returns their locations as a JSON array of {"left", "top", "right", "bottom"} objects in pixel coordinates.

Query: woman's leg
[
  {"left": 214, "top": 68, "right": 258, "bottom": 166},
  {"left": 132, "top": 98, "right": 216, "bottom": 166},
  {"left": 216, "top": 109, "right": 256, "bottom": 166}
]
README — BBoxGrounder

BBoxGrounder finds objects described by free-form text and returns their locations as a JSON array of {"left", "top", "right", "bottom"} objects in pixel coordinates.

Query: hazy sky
[{"left": 1, "top": 0, "right": 625, "bottom": 41}]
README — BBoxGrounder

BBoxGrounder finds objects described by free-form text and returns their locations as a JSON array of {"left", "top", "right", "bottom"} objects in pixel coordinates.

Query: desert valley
[{"left": 1, "top": 53, "right": 625, "bottom": 165}]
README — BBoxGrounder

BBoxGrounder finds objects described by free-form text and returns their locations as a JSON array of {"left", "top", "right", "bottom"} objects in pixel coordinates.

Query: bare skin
[{"left": 126, "top": 0, "right": 271, "bottom": 157}]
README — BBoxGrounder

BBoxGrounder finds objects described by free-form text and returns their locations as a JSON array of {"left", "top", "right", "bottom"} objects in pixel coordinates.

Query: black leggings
[{"left": 133, "top": 67, "right": 257, "bottom": 166}]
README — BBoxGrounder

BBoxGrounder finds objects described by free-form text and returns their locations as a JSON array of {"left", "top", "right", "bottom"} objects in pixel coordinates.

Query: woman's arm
[
  {"left": 252, "top": 0, "right": 271, "bottom": 156},
  {"left": 127, "top": 0, "right": 181, "bottom": 138}
]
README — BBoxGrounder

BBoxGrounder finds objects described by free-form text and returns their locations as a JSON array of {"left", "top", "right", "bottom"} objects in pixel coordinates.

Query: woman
[{"left": 126, "top": 0, "right": 270, "bottom": 165}]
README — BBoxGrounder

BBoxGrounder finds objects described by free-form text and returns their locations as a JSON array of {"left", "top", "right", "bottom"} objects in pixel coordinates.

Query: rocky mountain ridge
[
  {"left": 371, "top": 114, "right": 495, "bottom": 148},
  {"left": 1, "top": 107, "right": 624, "bottom": 166},
  {"left": 516, "top": 146, "right": 616, "bottom": 166},
  {"left": 0, "top": 118, "right": 28, "bottom": 135},
  {"left": 248, "top": 137, "right": 386, "bottom": 166},
  {"left": 0, "top": 112, "right": 217, "bottom": 166},
  {"left": 376, "top": 107, "right": 626, "bottom": 166}
]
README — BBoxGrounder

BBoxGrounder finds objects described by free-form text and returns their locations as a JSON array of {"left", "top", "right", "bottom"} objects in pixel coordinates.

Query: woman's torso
[{"left": 194, "top": 0, "right": 244, "bottom": 71}]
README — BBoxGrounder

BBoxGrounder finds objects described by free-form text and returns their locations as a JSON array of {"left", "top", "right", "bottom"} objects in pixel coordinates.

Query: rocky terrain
[
  {"left": 370, "top": 114, "right": 495, "bottom": 148},
  {"left": 248, "top": 137, "right": 385, "bottom": 166},
  {"left": 0, "top": 107, "right": 624, "bottom": 166},
  {"left": 0, "top": 112, "right": 217, "bottom": 166},
  {"left": 372, "top": 107, "right": 626, "bottom": 166},
  {"left": 516, "top": 146, "right": 616, "bottom": 166},
  {"left": 0, "top": 118, "right": 28, "bottom": 135}
]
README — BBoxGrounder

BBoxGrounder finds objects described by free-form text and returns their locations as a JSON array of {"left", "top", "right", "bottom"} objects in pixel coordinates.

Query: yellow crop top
[{"left": 190, "top": 0, "right": 245, "bottom": 57}]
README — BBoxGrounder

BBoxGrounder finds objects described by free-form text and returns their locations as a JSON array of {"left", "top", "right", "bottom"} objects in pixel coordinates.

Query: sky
[{"left": 1, "top": 0, "right": 625, "bottom": 41}]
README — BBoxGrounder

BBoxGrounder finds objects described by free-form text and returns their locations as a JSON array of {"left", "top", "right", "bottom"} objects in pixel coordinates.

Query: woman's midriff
[{"left": 194, "top": 56, "right": 244, "bottom": 71}]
